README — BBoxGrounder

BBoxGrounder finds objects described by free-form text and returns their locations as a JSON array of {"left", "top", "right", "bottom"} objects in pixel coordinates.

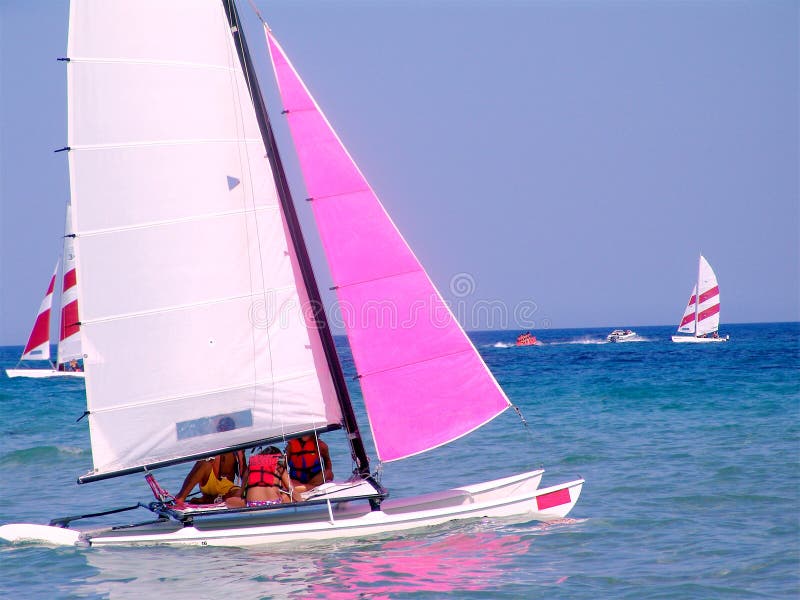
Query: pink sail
[
  {"left": 266, "top": 30, "right": 510, "bottom": 462},
  {"left": 20, "top": 264, "right": 58, "bottom": 361}
]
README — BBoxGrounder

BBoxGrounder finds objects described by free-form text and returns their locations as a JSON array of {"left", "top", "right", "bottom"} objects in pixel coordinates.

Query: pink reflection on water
[{"left": 300, "top": 531, "right": 532, "bottom": 598}]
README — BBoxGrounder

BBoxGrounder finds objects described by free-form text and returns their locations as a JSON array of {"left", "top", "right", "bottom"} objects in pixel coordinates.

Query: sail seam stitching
[
  {"left": 81, "top": 287, "right": 296, "bottom": 324},
  {"left": 68, "top": 138, "right": 262, "bottom": 151},
  {"left": 87, "top": 370, "right": 320, "bottom": 414},
  {"left": 77, "top": 205, "right": 279, "bottom": 237},
  {"left": 334, "top": 268, "right": 423, "bottom": 291},
  {"left": 67, "top": 57, "right": 236, "bottom": 71}
]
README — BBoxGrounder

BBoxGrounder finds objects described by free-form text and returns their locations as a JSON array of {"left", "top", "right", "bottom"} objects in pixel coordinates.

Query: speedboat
[
  {"left": 607, "top": 329, "right": 636, "bottom": 342},
  {"left": 516, "top": 332, "right": 539, "bottom": 346}
]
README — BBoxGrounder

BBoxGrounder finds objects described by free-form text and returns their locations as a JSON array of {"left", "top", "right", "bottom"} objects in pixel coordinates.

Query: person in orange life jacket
[
  {"left": 173, "top": 417, "right": 245, "bottom": 506},
  {"left": 286, "top": 434, "right": 333, "bottom": 494},
  {"left": 226, "top": 446, "right": 300, "bottom": 508}
]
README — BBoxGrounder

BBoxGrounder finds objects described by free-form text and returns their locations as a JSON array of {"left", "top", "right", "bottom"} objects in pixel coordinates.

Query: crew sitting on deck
[
  {"left": 286, "top": 433, "right": 333, "bottom": 494},
  {"left": 226, "top": 446, "right": 300, "bottom": 507},
  {"left": 173, "top": 417, "right": 245, "bottom": 506}
]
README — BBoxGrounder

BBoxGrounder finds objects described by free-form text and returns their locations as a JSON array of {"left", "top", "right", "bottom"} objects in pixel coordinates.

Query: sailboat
[
  {"left": 5, "top": 204, "right": 84, "bottom": 379},
  {"left": 0, "top": 0, "right": 582, "bottom": 547},
  {"left": 671, "top": 255, "right": 729, "bottom": 343}
]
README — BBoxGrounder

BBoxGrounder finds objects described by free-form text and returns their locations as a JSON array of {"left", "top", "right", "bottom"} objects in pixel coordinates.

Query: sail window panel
[
  {"left": 336, "top": 271, "right": 469, "bottom": 377},
  {"left": 284, "top": 110, "right": 369, "bottom": 200},
  {"left": 69, "top": 1, "right": 233, "bottom": 68},
  {"left": 75, "top": 213, "right": 292, "bottom": 321},
  {"left": 87, "top": 378, "right": 337, "bottom": 477},
  {"left": 69, "top": 141, "right": 275, "bottom": 234},
  {"left": 361, "top": 350, "right": 509, "bottom": 462},
  {"left": 311, "top": 189, "right": 421, "bottom": 288},
  {"left": 68, "top": 62, "right": 261, "bottom": 149}
]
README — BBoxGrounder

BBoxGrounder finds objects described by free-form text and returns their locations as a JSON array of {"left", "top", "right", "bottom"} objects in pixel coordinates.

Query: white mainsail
[{"left": 67, "top": 1, "right": 340, "bottom": 479}]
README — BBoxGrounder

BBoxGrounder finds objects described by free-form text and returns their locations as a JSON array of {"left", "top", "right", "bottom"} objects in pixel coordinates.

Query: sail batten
[{"left": 266, "top": 29, "right": 511, "bottom": 463}]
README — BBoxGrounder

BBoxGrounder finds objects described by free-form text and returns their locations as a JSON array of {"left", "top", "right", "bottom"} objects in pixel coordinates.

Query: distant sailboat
[
  {"left": 6, "top": 204, "right": 84, "bottom": 378},
  {"left": 671, "top": 255, "right": 729, "bottom": 343}
]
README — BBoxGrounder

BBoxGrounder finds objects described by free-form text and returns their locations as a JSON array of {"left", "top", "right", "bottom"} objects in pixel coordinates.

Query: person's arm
[
  {"left": 320, "top": 442, "right": 334, "bottom": 480},
  {"left": 174, "top": 461, "right": 205, "bottom": 502}
]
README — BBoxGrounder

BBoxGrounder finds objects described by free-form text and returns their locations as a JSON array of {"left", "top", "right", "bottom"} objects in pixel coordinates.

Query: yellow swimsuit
[{"left": 199, "top": 468, "right": 236, "bottom": 498}]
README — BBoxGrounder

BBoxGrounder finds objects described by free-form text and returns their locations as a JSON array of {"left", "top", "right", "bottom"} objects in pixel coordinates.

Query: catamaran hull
[
  {"left": 671, "top": 335, "right": 729, "bottom": 343},
  {"left": 0, "top": 471, "right": 583, "bottom": 548},
  {"left": 5, "top": 369, "right": 85, "bottom": 379}
]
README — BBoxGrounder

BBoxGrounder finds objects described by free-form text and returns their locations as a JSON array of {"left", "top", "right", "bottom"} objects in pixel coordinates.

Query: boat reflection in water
[
  {"left": 77, "top": 529, "right": 535, "bottom": 598},
  {"left": 305, "top": 531, "right": 532, "bottom": 597}
]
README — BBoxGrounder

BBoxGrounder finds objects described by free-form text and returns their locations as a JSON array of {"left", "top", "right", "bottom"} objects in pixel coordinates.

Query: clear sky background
[{"left": 0, "top": 0, "right": 797, "bottom": 345}]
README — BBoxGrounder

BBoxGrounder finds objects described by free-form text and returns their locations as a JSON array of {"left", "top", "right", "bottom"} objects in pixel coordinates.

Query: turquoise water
[{"left": 0, "top": 322, "right": 797, "bottom": 599}]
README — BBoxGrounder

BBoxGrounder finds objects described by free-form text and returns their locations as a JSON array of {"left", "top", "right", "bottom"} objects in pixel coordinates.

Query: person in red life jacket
[
  {"left": 173, "top": 417, "right": 245, "bottom": 506},
  {"left": 286, "top": 434, "right": 333, "bottom": 494},
  {"left": 226, "top": 446, "right": 298, "bottom": 507}
]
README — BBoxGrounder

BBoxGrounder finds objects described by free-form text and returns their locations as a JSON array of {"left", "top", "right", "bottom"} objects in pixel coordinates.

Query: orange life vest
[
  {"left": 287, "top": 437, "right": 322, "bottom": 483},
  {"left": 247, "top": 453, "right": 282, "bottom": 488}
]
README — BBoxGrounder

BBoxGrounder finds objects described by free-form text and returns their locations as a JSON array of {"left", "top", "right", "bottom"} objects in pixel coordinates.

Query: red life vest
[
  {"left": 287, "top": 437, "right": 322, "bottom": 483},
  {"left": 247, "top": 453, "right": 281, "bottom": 488}
]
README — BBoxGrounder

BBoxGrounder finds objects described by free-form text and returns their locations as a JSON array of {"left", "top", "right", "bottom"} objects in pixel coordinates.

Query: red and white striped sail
[
  {"left": 266, "top": 29, "right": 511, "bottom": 462},
  {"left": 677, "top": 285, "right": 697, "bottom": 334},
  {"left": 676, "top": 255, "right": 721, "bottom": 337},
  {"left": 57, "top": 203, "right": 82, "bottom": 365},
  {"left": 20, "top": 264, "right": 58, "bottom": 361}
]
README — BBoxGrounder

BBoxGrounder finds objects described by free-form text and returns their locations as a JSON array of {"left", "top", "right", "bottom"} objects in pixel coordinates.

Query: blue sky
[{"left": 1, "top": 0, "right": 797, "bottom": 345}]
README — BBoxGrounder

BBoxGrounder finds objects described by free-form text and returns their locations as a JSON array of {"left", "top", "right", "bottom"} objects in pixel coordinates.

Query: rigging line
[
  {"left": 236, "top": 7, "right": 325, "bottom": 450},
  {"left": 224, "top": 2, "right": 277, "bottom": 421}
]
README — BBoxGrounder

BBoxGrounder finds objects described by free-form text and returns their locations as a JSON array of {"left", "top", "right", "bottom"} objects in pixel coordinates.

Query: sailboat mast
[
  {"left": 222, "top": 0, "right": 371, "bottom": 476},
  {"left": 694, "top": 254, "right": 701, "bottom": 337}
]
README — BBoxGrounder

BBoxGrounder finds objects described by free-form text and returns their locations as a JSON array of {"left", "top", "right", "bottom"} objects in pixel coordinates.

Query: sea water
[{"left": 0, "top": 322, "right": 797, "bottom": 599}]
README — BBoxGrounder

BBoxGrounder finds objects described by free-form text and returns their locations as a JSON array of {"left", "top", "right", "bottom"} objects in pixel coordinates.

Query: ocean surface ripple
[{"left": 0, "top": 322, "right": 797, "bottom": 599}]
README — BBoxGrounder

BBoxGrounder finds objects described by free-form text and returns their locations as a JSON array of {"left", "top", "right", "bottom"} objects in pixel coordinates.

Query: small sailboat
[
  {"left": 671, "top": 255, "right": 729, "bottom": 343},
  {"left": 0, "top": 0, "right": 582, "bottom": 547},
  {"left": 5, "top": 204, "right": 84, "bottom": 378}
]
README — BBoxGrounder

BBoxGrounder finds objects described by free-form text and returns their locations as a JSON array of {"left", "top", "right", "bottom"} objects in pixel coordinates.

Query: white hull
[
  {"left": 671, "top": 335, "right": 729, "bottom": 343},
  {"left": 607, "top": 333, "right": 636, "bottom": 342},
  {"left": 5, "top": 368, "right": 85, "bottom": 379},
  {"left": 0, "top": 470, "right": 583, "bottom": 548}
]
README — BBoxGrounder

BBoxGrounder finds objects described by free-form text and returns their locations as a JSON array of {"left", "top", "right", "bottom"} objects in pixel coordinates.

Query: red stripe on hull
[
  {"left": 23, "top": 310, "right": 51, "bottom": 355},
  {"left": 698, "top": 286, "right": 719, "bottom": 304},
  {"left": 63, "top": 268, "right": 77, "bottom": 290},
  {"left": 60, "top": 300, "right": 80, "bottom": 340},
  {"left": 536, "top": 487, "right": 571, "bottom": 511},
  {"left": 697, "top": 303, "right": 720, "bottom": 322}
]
